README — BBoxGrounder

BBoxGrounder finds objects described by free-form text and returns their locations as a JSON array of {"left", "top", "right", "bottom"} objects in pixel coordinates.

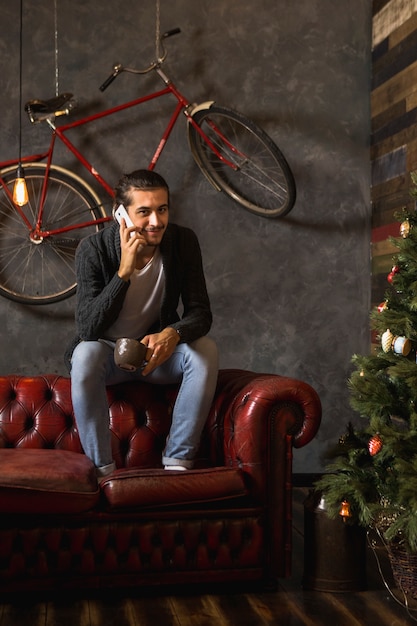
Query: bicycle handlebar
[
  {"left": 163, "top": 28, "right": 181, "bottom": 38},
  {"left": 99, "top": 28, "right": 181, "bottom": 92},
  {"left": 99, "top": 64, "right": 123, "bottom": 92}
]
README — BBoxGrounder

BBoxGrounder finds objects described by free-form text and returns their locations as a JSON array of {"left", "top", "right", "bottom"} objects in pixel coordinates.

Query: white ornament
[
  {"left": 381, "top": 329, "right": 394, "bottom": 353},
  {"left": 392, "top": 336, "right": 411, "bottom": 356}
]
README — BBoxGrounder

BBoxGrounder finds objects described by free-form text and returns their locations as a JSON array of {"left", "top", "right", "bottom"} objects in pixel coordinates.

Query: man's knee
[
  {"left": 189, "top": 336, "right": 218, "bottom": 368},
  {"left": 71, "top": 341, "right": 111, "bottom": 381}
]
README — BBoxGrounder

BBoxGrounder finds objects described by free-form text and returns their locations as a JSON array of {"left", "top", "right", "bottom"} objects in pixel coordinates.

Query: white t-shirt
[{"left": 105, "top": 248, "right": 165, "bottom": 340}]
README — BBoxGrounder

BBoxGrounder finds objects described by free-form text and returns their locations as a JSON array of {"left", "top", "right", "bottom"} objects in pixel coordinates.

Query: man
[{"left": 65, "top": 169, "right": 218, "bottom": 479}]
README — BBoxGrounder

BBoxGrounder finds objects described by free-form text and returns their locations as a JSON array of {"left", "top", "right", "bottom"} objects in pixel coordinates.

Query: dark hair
[{"left": 113, "top": 169, "right": 169, "bottom": 210}]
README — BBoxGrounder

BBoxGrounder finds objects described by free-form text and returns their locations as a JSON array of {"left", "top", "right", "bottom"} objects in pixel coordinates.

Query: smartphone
[{"left": 114, "top": 204, "right": 135, "bottom": 235}]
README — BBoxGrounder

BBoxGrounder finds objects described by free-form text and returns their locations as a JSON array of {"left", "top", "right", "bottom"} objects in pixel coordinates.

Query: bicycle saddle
[{"left": 25, "top": 93, "right": 75, "bottom": 121}]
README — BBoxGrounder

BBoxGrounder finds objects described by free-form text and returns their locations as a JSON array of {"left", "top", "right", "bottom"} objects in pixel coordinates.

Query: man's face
[{"left": 126, "top": 187, "right": 169, "bottom": 247}]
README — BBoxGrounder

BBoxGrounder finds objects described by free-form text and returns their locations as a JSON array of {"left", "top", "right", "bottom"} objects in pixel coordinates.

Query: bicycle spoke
[
  {"left": 205, "top": 119, "right": 288, "bottom": 201},
  {"left": 0, "top": 165, "right": 104, "bottom": 303},
  {"left": 189, "top": 106, "right": 295, "bottom": 217}
]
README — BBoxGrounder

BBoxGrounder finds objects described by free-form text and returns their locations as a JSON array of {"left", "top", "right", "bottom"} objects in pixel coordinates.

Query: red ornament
[
  {"left": 377, "top": 301, "right": 388, "bottom": 313},
  {"left": 368, "top": 434, "right": 383, "bottom": 456},
  {"left": 387, "top": 265, "right": 400, "bottom": 284}
]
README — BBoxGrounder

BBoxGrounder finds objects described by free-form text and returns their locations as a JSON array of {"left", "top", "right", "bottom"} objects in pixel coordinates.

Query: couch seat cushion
[
  {"left": 101, "top": 466, "right": 248, "bottom": 510},
  {"left": 0, "top": 449, "right": 99, "bottom": 514}
]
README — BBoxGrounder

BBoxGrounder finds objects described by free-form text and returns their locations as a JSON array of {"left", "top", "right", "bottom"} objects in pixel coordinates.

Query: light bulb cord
[
  {"left": 18, "top": 0, "right": 23, "bottom": 165},
  {"left": 13, "top": 0, "right": 28, "bottom": 207}
]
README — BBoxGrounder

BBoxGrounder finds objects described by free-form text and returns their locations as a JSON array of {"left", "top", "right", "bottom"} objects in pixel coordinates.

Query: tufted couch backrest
[
  {"left": 0, "top": 375, "right": 81, "bottom": 451},
  {"left": 0, "top": 370, "right": 322, "bottom": 483},
  {"left": 0, "top": 375, "right": 180, "bottom": 469}
]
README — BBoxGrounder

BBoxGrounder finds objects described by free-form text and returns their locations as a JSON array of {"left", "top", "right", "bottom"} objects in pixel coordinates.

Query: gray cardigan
[{"left": 64, "top": 222, "right": 212, "bottom": 370}]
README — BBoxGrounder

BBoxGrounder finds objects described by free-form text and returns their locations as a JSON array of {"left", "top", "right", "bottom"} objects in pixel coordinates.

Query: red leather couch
[{"left": 0, "top": 369, "right": 321, "bottom": 593}]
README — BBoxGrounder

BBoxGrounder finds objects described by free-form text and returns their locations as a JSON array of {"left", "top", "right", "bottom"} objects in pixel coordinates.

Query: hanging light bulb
[
  {"left": 13, "top": 164, "right": 28, "bottom": 206},
  {"left": 13, "top": 0, "right": 28, "bottom": 207}
]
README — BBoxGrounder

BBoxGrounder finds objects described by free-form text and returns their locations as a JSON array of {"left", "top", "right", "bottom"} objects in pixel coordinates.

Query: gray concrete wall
[{"left": 0, "top": 0, "right": 371, "bottom": 472}]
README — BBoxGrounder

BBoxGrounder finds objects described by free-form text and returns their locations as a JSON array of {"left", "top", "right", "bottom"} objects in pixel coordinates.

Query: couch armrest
[
  {"left": 212, "top": 369, "right": 321, "bottom": 455},
  {"left": 209, "top": 369, "right": 321, "bottom": 495},
  {"left": 209, "top": 369, "right": 321, "bottom": 579}
]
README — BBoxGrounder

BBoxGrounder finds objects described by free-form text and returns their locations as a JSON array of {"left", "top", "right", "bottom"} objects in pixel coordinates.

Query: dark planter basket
[{"left": 387, "top": 542, "right": 417, "bottom": 598}]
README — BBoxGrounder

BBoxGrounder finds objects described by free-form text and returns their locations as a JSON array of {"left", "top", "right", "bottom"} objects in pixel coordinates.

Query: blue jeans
[{"left": 70, "top": 336, "right": 218, "bottom": 472}]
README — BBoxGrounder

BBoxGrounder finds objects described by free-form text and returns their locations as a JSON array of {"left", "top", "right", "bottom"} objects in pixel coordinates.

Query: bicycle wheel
[
  {"left": 188, "top": 105, "right": 296, "bottom": 218},
  {"left": 0, "top": 164, "right": 107, "bottom": 305}
]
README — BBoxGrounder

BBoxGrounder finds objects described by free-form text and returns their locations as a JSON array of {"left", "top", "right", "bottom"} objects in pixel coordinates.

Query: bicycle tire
[
  {"left": 188, "top": 105, "right": 296, "bottom": 218},
  {"left": 0, "top": 164, "right": 106, "bottom": 305}
]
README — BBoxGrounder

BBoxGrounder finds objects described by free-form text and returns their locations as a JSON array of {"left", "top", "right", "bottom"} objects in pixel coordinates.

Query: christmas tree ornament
[
  {"left": 387, "top": 265, "right": 400, "bottom": 283},
  {"left": 377, "top": 301, "right": 388, "bottom": 313},
  {"left": 339, "top": 500, "right": 352, "bottom": 522},
  {"left": 368, "top": 433, "right": 383, "bottom": 456},
  {"left": 392, "top": 336, "right": 411, "bottom": 356},
  {"left": 381, "top": 330, "right": 411, "bottom": 355},
  {"left": 338, "top": 422, "right": 360, "bottom": 446},
  {"left": 381, "top": 329, "right": 394, "bottom": 353},
  {"left": 400, "top": 219, "right": 411, "bottom": 238}
]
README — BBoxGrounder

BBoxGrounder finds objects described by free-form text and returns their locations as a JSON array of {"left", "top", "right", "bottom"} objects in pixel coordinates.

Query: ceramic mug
[{"left": 114, "top": 338, "right": 147, "bottom": 371}]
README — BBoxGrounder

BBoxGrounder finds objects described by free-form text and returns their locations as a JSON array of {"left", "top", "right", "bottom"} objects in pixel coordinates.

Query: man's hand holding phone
[
  {"left": 115, "top": 204, "right": 145, "bottom": 280},
  {"left": 115, "top": 204, "right": 135, "bottom": 235}
]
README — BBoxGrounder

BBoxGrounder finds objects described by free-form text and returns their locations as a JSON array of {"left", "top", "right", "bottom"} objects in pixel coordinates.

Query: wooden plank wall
[{"left": 371, "top": 0, "right": 417, "bottom": 309}]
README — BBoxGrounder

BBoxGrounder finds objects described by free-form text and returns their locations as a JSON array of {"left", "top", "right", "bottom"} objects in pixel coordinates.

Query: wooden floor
[{"left": 1, "top": 488, "right": 417, "bottom": 626}]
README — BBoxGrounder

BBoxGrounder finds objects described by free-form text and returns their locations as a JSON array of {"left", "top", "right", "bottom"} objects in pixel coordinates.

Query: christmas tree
[{"left": 317, "top": 176, "right": 417, "bottom": 552}]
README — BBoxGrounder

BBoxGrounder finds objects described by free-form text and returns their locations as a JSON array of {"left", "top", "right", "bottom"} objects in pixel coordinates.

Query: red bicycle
[{"left": 0, "top": 28, "right": 296, "bottom": 305}]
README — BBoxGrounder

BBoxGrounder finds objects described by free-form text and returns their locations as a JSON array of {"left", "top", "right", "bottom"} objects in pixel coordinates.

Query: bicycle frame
[{"left": 0, "top": 66, "right": 239, "bottom": 241}]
